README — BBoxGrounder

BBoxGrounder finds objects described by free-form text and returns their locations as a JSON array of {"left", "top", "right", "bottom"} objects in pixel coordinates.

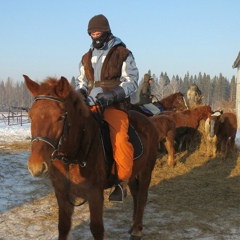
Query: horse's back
[
  {"left": 129, "top": 110, "right": 158, "bottom": 154},
  {"left": 129, "top": 110, "right": 158, "bottom": 180},
  {"left": 150, "top": 114, "right": 176, "bottom": 141},
  {"left": 222, "top": 112, "right": 237, "bottom": 136},
  {"left": 129, "top": 110, "right": 157, "bottom": 135}
]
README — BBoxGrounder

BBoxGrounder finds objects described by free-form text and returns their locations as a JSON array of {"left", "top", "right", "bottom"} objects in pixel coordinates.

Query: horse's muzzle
[{"left": 28, "top": 160, "right": 49, "bottom": 178}]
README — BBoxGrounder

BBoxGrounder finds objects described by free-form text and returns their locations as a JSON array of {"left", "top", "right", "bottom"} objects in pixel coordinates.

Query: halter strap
[
  {"left": 31, "top": 95, "right": 67, "bottom": 156},
  {"left": 34, "top": 95, "right": 65, "bottom": 103},
  {"left": 32, "top": 136, "right": 57, "bottom": 149}
]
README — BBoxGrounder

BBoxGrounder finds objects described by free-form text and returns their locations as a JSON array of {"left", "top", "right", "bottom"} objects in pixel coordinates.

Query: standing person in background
[
  {"left": 77, "top": 14, "right": 139, "bottom": 203},
  {"left": 139, "top": 73, "right": 161, "bottom": 115}
]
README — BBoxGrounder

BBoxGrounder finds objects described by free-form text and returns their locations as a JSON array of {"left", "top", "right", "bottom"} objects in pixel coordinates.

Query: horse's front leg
[
  {"left": 88, "top": 188, "right": 105, "bottom": 240},
  {"left": 55, "top": 190, "right": 74, "bottom": 240},
  {"left": 164, "top": 139, "right": 174, "bottom": 167}
]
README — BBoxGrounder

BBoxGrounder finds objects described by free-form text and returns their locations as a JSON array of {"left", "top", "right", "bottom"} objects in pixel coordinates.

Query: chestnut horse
[
  {"left": 23, "top": 75, "right": 159, "bottom": 240},
  {"left": 206, "top": 112, "right": 237, "bottom": 160},
  {"left": 149, "top": 115, "right": 176, "bottom": 167},
  {"left": 163, "top": 105, "right": 212, "bottom": 151},
  {"left": 131, "top": 92, "right": 187, "bottom": 116}
]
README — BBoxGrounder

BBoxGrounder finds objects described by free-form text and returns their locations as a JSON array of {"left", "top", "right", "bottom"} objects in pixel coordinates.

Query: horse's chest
[
  {"left": 52, "top": 161, "right": 85, "bottom": 185},
  {"left": 68, "top": 165, "right": 86, "bottom": 184}
]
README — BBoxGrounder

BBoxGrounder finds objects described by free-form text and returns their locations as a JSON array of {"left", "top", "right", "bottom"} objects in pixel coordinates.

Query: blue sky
[{"left": 0, "top": 0, "right": 239, "bottom": 83}]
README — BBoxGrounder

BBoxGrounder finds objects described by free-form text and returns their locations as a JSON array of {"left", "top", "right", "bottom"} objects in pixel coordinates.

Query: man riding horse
[
  {"left": 76, "top": 14, "right": 139, "bottom": 202},
  {"left": 187, "top": 83, "right": 204, "bottom": 108}
]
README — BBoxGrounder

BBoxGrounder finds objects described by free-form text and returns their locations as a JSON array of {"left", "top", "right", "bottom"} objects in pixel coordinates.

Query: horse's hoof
[{"left": 129, "top": 235, "right": 141, "bottom": 240}]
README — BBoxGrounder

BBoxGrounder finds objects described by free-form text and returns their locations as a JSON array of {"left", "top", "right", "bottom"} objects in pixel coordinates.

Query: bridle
[
  {"left": 32, "top": 95, "right": 79, "bottom": 164},
  {"left": 31, "top": 94, "right": 88, "bottom": 206},
  {"left": 31, "top": 96, "right": 66, "bottom": 152},
  {"left": 31, "top": 95, "right": 86, "bottom": 167}
]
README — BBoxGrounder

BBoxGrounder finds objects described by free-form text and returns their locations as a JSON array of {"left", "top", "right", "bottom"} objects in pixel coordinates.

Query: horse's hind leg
[
  {"left": 220, "top": 140, "right": 228, "bottom": 160},
  {"left": 229, "top": 137, "right": 235, "bottom": 154},
  {"left": 164, "top": 130, "right": 175, "bottom": 167},
  {"left": 128, "top": 174, "right": 152, "bottom": 240}
]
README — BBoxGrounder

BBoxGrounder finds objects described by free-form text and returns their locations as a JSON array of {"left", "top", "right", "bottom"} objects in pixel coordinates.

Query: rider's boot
[{"left": 109, "top": 181, "right": 128, "bottom": 203}]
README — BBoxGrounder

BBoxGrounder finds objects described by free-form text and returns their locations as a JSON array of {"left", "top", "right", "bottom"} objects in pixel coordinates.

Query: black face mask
[{"left": 91, "top": 32, "right": 112, "bottom": 49}]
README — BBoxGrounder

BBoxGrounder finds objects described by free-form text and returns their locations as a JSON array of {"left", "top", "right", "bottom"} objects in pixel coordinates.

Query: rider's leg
[{"left": 104, "top": 107, "right": 133, "bottom": 202}]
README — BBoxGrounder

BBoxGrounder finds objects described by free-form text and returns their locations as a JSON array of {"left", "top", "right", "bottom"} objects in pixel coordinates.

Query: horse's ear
[
  {"left": 56, "top": 76, "right": 70, "bottom": 98},
  {"left": 23, "top": 75, "right": 40, "bottom": 97}
]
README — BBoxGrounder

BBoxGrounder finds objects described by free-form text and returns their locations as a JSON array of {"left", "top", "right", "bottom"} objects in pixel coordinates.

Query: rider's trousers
[{"left": 104, "top": 107, "right": 134, "bottom": 181}]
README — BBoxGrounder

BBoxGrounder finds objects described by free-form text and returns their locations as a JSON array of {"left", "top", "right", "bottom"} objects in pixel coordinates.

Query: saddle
[{"left": 133, "top": 102, "right": 164, "bottom": 116}]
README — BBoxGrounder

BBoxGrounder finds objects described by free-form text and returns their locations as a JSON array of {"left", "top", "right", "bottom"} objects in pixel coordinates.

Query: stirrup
[{"left": 109, "top": 184, "right": 124, "bottom": 203}]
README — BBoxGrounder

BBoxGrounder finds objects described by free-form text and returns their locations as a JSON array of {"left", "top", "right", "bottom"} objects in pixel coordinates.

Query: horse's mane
[
  {"left": 39, "top": 77, "right": 89, "bottom": 116},
  {"left": 38, "top": 78, "right": 60, "bottom": 96}
]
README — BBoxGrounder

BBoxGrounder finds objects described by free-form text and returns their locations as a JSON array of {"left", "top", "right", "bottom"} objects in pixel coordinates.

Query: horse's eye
[{"left": 57, "top": 116, "right": 65, "bottom": 122}]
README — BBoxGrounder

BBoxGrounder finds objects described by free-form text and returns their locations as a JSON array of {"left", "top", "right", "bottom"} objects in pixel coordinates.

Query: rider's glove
[{"left": 96, "top": 86, "right": 125, "bottom": 108}]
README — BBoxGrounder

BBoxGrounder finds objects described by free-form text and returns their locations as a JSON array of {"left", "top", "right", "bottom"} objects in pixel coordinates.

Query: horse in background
[
  {"left": 163, "top": 105, "right": 212, "bottom": 151},
  {"left": 187, "top": 84, "right": 204, "bottom": 109},
  {"left": 131, "top": 92, "right": 188, "bottom": 116},
  {"left": 205, "top": 112, "right": 237, "bottom": 160},
  {"left": 150, "top": 115, "right": 176, "bottom": 167},
  {"left": 23, "top": 75, "right": 159, "bottom": 240}
]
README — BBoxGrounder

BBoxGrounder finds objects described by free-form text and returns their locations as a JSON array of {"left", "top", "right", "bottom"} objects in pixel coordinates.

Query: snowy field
[{"left": 0, "top": 113, "right": 31, "bottom": 144}]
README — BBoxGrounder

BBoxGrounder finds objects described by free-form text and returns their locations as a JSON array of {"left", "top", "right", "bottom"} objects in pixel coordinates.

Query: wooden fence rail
[{"left": 1, "top": 108, "right": 30, "bottom": 126}]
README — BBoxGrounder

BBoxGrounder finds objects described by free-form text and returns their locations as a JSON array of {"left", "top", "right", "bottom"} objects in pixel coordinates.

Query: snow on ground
[
  {"left": 0, "top": 114, "right": 31, "bottom": 143},
  {"left": 0, "top": 123, "right": 31, "bottom": 143}
]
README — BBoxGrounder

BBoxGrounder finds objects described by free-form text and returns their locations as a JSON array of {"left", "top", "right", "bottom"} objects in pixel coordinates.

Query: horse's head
[
  {"left": 207, "top": 110, "right": 224, "bottom": 138},
  {"left": 208, "top": 114, "right": 219, "bottom": 138},
  {"left": 23, "top": 75, "right": 88, "bottom": 178},
  {"left": 24, "top": 75, "right": 71, "bottom": 177},
  {"left": 173, "top": 92, "right": 188, "bottom": 111}
]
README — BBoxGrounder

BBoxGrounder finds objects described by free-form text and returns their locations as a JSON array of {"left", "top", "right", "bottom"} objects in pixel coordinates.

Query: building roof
[{"left": 232, "top": 51, "right": 240, "bottom": 68}]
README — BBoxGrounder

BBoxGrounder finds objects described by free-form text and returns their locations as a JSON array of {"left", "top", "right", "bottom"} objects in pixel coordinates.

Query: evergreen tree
[
  {"left": 0, "top": 70, "right": 237, "bottom": 113},
  {"left": 70, "top": 76, "right": 76, "bottom": 88},
  {"left": 170, "top": 75, "right": 180, "bottom": 93},
  {"left": 0, "top": 81, "right": 5, "bottom": 109},
  {"left": 182, "top": 72, "right": 190, "bottom": 95},
  {"left": 202, "top": 73, "right": 211, "bottom": 105},
  {"left": 5, "top": 77, "right": 13, "bottom": 109}
]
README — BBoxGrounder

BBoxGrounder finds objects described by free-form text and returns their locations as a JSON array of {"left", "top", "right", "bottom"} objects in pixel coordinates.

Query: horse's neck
[
  {"left": 193, "top": 108, "right": 205, "bottom": 121},
  {"left": 66, "top": 110, "right": 100, "bottom": 160},
  {"left": 159, "top": 98, "right": 172, "bottom": 110}
]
